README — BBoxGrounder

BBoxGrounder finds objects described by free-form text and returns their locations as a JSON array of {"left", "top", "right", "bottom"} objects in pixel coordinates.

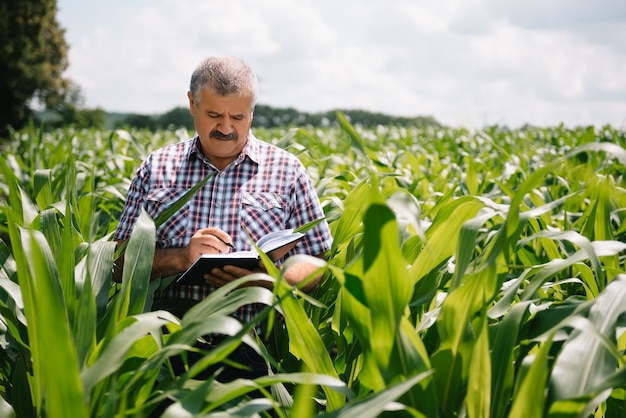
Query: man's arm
[
  {"left": 113, "top": 241, "right": 191, "bottom": 282},
  {"left": 113, "top": 227, "right": 235, "bottom": 283},
  {"left": 281, "top": 254, "right": 326, "bottom": 292}
]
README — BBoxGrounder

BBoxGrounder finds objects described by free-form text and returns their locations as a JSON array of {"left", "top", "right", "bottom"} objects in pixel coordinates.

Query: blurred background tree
[
  {"left": 115, "top": 105, "right": 442, "bottom": 131},
  {"left": 41, "top": 80, "right": 107, "bottom": 130},
  {"left": 0, "top": 0, "right": 71, "bottom": 138}
]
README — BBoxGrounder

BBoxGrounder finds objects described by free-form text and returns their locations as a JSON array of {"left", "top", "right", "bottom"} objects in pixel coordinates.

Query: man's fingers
[
  {"left": 191, "top": 230, "right": 233, "bottom": 254},
  {"left": 203, "top": 268, "right": 233, "bottom": 286},
  {"left": 195, "top": 228, "right": 233, "bottom": 244}
]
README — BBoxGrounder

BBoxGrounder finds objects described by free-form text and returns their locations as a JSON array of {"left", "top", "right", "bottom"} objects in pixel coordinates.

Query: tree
[
  {"left": 157, "top": 107, "right": 193, "bottom": 130},
  {"left": 116, "top": 113, "right": 158, "bottom": 131},
  {"left": 52, "top": 81, "right": 106, "bottom": 129},
  {"left": 0, "top": 0, "right": 70, "bottom": 138}
]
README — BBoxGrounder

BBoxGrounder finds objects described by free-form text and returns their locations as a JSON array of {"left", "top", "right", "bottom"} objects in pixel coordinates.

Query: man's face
[{"left": 188, "top": 86, "right": 254, "bottom": 170}]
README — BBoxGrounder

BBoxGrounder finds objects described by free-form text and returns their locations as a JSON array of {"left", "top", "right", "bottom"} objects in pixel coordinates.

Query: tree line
[
  {"left": 111, "top": 104, "right": 441, "bottom": 131},
  {"left": 31, "top": 104, "right": 441, "bottom": 132}
]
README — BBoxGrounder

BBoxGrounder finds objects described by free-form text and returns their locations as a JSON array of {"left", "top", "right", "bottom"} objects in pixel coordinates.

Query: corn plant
[{"left": 0, "top": 120, "right": 625, "bottom": 417}]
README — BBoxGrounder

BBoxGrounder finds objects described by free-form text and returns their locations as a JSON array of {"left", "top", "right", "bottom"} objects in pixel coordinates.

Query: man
[{"left": 113, "top": 55, "right": 333, "bottom": 381}]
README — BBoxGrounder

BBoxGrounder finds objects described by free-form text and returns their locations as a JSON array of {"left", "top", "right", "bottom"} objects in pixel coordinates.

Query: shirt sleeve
[{"left": 113, "top": 162, "right": 150, "bottom": 241}]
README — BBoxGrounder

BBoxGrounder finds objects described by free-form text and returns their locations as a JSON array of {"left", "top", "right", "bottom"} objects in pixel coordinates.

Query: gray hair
[{"left": 189, "top": 55, "right": 259, "bottom": 109}]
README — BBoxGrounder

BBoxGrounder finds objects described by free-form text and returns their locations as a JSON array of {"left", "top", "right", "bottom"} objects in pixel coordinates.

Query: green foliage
[
  {"left": 0, "top": 0, "right": 69, "bottom": 137},
  {"left": 252, "top": 105, "right": 441, "bottom": 129},
  {"left": 114, "top": 107, "right": 193, "bottom": 131},
  {"left": 157, "top": 107, "right": 194, "bottom": 130},
  {"left": 47, "top": 105, "right": 107, "bottom": 131},
  {"left": 0, "top": 120, "right": 625, "bottom": 417},
  {"left": 113, "top": 104, "right": 442, "bottom": 132},
  {"left": 31, "top": 83, "right": 107, "bottom": 131}
]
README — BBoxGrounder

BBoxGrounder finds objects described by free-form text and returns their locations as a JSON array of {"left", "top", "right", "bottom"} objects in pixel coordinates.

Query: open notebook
[{"left": 175, "top": 228, "right": 305, "bottom": 286}]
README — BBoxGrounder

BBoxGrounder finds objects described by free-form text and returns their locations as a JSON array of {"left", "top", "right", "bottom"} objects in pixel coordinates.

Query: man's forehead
[{"left": 200, "top": 89, "right": 254, "bottom": 114}]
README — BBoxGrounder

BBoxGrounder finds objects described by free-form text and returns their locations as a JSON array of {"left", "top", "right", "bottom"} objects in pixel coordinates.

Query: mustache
[{"left": 210, "top": 130, "right": 238, "bottom": 140}]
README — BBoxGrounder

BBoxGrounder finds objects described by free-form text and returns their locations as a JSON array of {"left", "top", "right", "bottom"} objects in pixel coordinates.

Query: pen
[{"left": 217, "top": 237, "right": 235, "bottom": 250}]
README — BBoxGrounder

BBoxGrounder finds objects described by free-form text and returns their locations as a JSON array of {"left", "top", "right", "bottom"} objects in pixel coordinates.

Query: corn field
[{"left": 1, "top": 116, "right": 626, "bottom": 417}]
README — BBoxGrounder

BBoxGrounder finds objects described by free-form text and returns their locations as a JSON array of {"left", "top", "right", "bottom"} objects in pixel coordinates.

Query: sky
[{"left": 56, "top": 0, "right": 626, "bottom": 129}]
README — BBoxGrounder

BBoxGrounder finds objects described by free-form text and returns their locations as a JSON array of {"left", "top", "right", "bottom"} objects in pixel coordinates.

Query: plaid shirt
[{"left": 114, "top": 132, "right": 333, "bottom": 322}]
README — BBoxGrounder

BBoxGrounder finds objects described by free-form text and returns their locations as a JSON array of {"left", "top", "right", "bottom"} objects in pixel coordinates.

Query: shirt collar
[{"left": 242, "top": 131, "right": 262, "bottom": 164}]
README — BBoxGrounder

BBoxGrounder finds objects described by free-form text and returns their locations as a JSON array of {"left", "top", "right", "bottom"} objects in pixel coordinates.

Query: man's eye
[{"left": 233, "top": 116, "right": 244, "bottom": 121}]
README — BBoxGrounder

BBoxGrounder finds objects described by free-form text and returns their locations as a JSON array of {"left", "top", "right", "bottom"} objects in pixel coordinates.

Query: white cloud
[{"left": 58, "top": 0, "right": 626, "bottom": 128}]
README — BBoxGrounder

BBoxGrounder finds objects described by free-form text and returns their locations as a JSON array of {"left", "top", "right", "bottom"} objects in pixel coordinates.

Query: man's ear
[{"left": 187, "top": 91, "right": 196, "bottom": 115}]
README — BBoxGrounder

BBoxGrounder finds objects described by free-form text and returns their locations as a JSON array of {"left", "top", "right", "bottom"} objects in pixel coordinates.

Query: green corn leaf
[
  {"left": 518, "top": 229, "right": 603, "bottom": 289},
  {"left": 333, "top": 263, "right": 372, "bottom": 361},
  {"left": 362, "top": 203, "right": 413, "bottom": 380},
  {"left": 183, "top": 274, "right": 275, "bottom": 322},
  {"left": 509, "top": 339, "right": 553, "bottom": 417},
  {"left": 549, "top": 275, "right": 626, "bottom": 404},
  {"left": 5, "top": 212, "right": 43, "bottom": 411},
  {"left": 38, "top": 207, "right": 62, "bottom": 260},
  {"left": 566, "top": 141, "right": 626, "bottom": 165},
  {"left": 294, "top": 216, "right": 326, "bottom": 234},
  {"left": 329, "top": 179, "right": 370, "bottom": 259},
  {"left": 0, "top": 396, "right": 15, "bottom": 418},
  {"left": 0, "top": 155, "right": 38, "bottom": 226},
  {"left": 464, "top": 155, "right": 479, "bottom": 196},
  {"left": 76, "top": 167, "right": 97, "bottom": 242},
  {"left": 318, "top": 371, "right": 433, "bottom": 418},
  {"left": 120, "top": 209, "right": 156, "bottom": 317},
  {"left": 33, "top": 168, "right": 54, "bottom": 209},
  {"left": 85, "top": 238, "right": 118, "bottom": 318},
  {"left": 73, "top": 239, "right": 116, "bottom": 365},
  {"left": 466, "top": 312, "right": 491, "bottom": 418},
  {"left": 489, "top": 301, "right": 533, "bottom": 418},
  {"left": 409, "top": 196, "right": 484, "bottom": 285},
  {"left": 20, "top": 227, "right": 88, "bottom": 417},
  {"left": 450, "top": 210, "right": 500, "bottom": 290},
  {"left": 279, "top": 281, "right": 346, "bottom": 410},
  {"left": 0, "top": 238, "right": 16, "bottom": 281},
  {"left": 336, "top": 111, "right": 369, "bottom": 163},
  {"left": 391, "top": 316, "right": 438, "bottom": 417},
  {"left": 81, "top": 312, "right": 170, "bottom": 395},
  {"left": 519, "top": 240, "right": 626, "bottom": 302},
  {"left": 432, "top": 263, "right": 499, "bottom": 415},
  {"left": 59, "top": 167, "right": 77, "bottom": 324}
]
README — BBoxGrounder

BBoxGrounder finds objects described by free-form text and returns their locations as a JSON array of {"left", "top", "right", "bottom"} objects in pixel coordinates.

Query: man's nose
[{"left": 217, "top": 118, "right": 234, "bottom": 133}]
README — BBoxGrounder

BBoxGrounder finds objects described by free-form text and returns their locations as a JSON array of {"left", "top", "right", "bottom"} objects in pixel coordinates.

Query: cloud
[{"left": 58, "top": 0, "right": 626, "bottom": 128}]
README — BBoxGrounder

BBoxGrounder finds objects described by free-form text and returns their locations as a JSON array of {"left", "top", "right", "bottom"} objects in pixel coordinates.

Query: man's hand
[
  {"left": 186, "top": 227, "right": 234, "bottom": 260},
  {"left": 150, "top": 227, "right": 234, "bottom": 279},
  {"left": 203, "top": 254, "right": 326, "bottom": 292},
  {"left": 114, "top": 227, "right": 235, "bottom": 282},
  {"left": 203, "top": 262, "right": 270, "bottom": 288}
]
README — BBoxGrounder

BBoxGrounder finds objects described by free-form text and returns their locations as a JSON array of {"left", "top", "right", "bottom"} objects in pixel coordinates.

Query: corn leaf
[
  {"left": 362, "top": 203, "right": 412, "bottom": 380},
  {"left": 549, "top": 275, "right": 626, "bottom": 404},
  {"left": 409, "top": 196, "right": 484, "bottom": 285},
  {"left": 20, "top": 228, "right": 87, "bottom": 417},
  {"left": 118, "top": 209, "right": 156, "bottom": 317},
  {"left": 509, "top": 340, "right": 553, "bottom": 417},
  {"left": 466, "top": 312, "right": 491, "bottom": 418}
]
